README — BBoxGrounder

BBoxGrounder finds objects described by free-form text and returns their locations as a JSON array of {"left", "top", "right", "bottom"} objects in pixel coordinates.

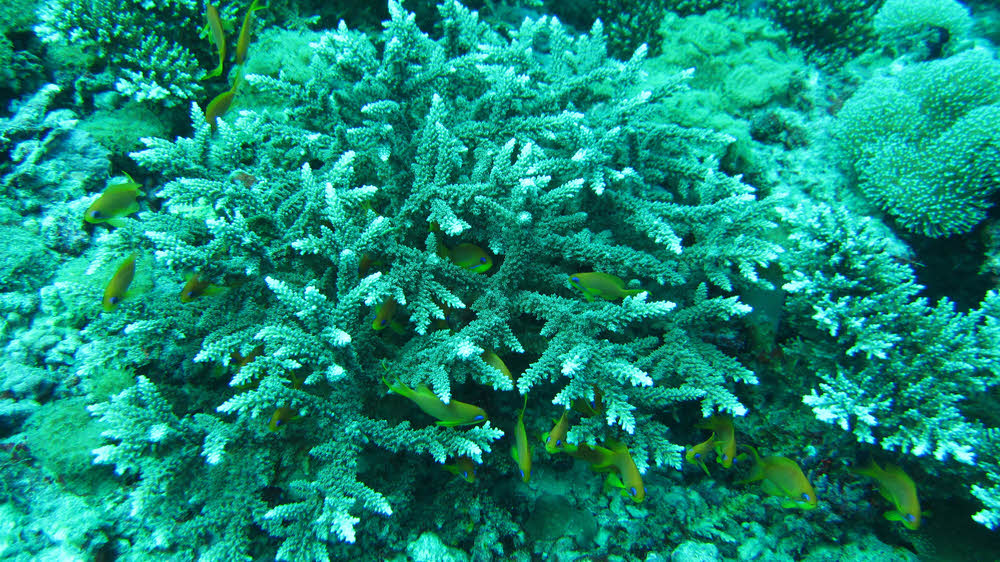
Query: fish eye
[
  {"left": 802, "top": 493, "right": 811, "bottom": 501},
  {"left": 461, "top": 470, "right": 468, "bottom": 478},
  {"left": 906, "top": 513, "right": 916, "bottom": 521},
  {"left": 275, "top": 419, "right": 283, "bottom": 427},
  {"left": 630, "top": 487, "right": 637, "bottom": 496},
  {"left": 556, "top": 439, "right": 562, "bottom": 446},
  {"left": 479, "top": 257, "right": 486, "bottom": 263},
  {"left": 379, "top": 319, "right": 387, "bottom": 326},
  {"left": 109, "top": 296, "right": 119, "bottom": 304},
  {"left": 694, "top": 453, "right": 701, "bottom": 459},
  {"left": 474, "top": 415, "right": 484, "bottom": 421},
  {"left": 519, "top": 469, "right": 524, "bottom": 477},
  {"left": 571, "top": 276, "right": 580, "bottom": 283},
  {"left": 721, "top": 454, "right": 728, "bottom": 460},
  {"left": 90, "top": 210, "right": 102, "bottom": 218}
]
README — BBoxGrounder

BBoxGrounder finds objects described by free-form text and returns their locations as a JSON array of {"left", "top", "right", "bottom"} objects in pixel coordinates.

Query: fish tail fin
[
  {"left": 849, "top": 457, "right": 882, "bottom": 478},
  {"left": 203, "top": 64, "right": 225, "bottom": 80},
  {"left": 733, "top": 444, "right": 763, "bottom": 485},
  {"left": 382, "top": 375, "right": 413, "bottom": 399}
]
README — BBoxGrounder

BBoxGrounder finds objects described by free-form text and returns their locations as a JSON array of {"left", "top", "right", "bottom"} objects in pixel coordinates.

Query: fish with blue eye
[
  {"left": 382, "top": 376, "right": 488, "bottom": 427},
  {"left": 560, "top": 438, "right": 645, "bottom": 503},
  {"left": 268, "top": 406, "right": 301, "bottom": 431},
  {"left": 697, "top": 414, "right": 737, "bottom": 469},
  {"left": 511, "top": 395, "right": 532, "bottom": 482},
  {"left": 544, "top": 410, "right": 570, "bottom": 454},
  {"left": 267, "top": 373, "right": 305, "bottom": 432},
  {"left": 180, "top": 273, "right": 228, "bottom": 303},
  {"left": 448, "top": 243, "right": 493, "bottom": 274},
  {"left": 444, "top": 456, "right": 477, "bottom": 483},
  {"left": 85, "top": 173, "right": 144, "bottom": 227},
  {"left": 102, "top": 252, "right": 139, "bottom": 312},
  {"left": 851, "top": 459, "right": 922, "bottom": 530},
  {"left": 568, "top": 272, "right": 643, "bottom": 302},
  {"left": 737, "top": 445, "right": 818, "bottom": 510},
  {"left": 685, "top": 433, "right": 717, "bottom": 476},
  {"left": 571, "top": 388, "right": 604, "bottom": 417},
  {"left": 371, "top": 296, "right": 399, "bottom": 331}
]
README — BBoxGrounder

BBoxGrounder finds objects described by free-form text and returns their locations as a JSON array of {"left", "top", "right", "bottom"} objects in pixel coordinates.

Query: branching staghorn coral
[
  {"left": 777, "top": 198, "right": 1000, "bottom": 528},
  {"left": 79, "top": 1, "right": 781, "bottom": 557},
  {"left": 34, "top": 0, "right": 239, "bottom": 107}
]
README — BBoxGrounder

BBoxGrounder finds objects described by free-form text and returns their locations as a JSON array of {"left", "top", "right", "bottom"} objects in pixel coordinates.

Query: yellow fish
[
  {"left": 697, "top": 414, "right": 737, "bottom": 468},
  {"left": 444, "top": 456, "right": 477, "bottom": 483},
  {"left": 268, "top": 373, "right": 304, "bottom": 431},
  {"left": 569, "top": 272, "right": 642, "bottom": 302},
  {"left": 685, "top": 433, "right": 716, "bottom": 476},
  {"left": 851, "top": 459, "right": 921, "bottom": 530},
  {"left": 205, "top": 70, "right": 243, "bottom": 132},
  {"left": 511, "top": 395, "right": 531, "bottom": 482},
  {"left": 102, "top": 253, "right": 138, "bottom": 312},
  {"left": 203, "top": 2, "right": 226, "bottom": 79},
  {"left": 449, "top": 243, "right": 493, "bottom": 273},
  {"left": 372, "top": 296, "right": 398, "bottom": 331},
  {"left": 180, "top": 273, "right": 226, "bottom": 303},
  {"left": 737, "top": 445, "right": 818, "bottom": 510},
  {"left": 85, "top": 173, "right": 144, "bottom": 226},
  {"left": 544, "top": 410, "right": 570, "bottom": 454},
  {"left": 235, "top": 0, "right": 266, "bottom": 65},
  {"left": 383, "top": 377, "right": 487, "bottom": 427},
  {"left": 558, "top": 439, "right": 645, "bottom": 503},
  {"left": 268, "top": 406, "right": 300, "bottom": 431},
  {"left": 571, "top": 388, "right": 604, "bottom": 417},
  {"left": 481, "top": 349, "right": 514, "bottom": 384}
]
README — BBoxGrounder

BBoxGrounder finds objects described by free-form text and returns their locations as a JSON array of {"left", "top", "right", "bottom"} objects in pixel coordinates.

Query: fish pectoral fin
[
  {"left": 883, "top": 510, "right": 905, "bottom": 522},
  {"left": 760, "top": 479, "right": 784, "bottom": 498},
  {"left": 436, "top": 418, "right": 482, "bottom": 427},
  {"left": 603, "top": 472, "right": 625, "bottom": 494}
]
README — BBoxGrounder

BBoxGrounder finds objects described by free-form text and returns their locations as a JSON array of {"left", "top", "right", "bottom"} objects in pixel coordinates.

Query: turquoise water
[{"left": 2, "top": 1, "right": 1000, "bottom": 560}]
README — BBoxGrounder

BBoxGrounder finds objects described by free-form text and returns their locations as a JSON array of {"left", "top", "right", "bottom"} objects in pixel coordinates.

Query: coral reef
[
  {"left": 833, "top": 48, "right": 1000, "bottom": 238},
  {"left": 2, "top": 1, "right": 1000, "bottom": 560}
]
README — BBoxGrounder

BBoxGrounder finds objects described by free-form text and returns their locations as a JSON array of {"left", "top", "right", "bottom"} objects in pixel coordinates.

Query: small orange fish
[
  {"left": 697, "top": 414, "right": 737, "bottom": 468},
  {"left": 233, "top": 171, "right": 257, "bottom": 187},
  {"left": 102, "top": 253, "right": 138, "bottom": 312},
  {"left": 444, "top": 456, "right": 477, "bottom": 483},
  {"left": 235, "top": 0, "right": 266, "bottom": 65},
  {"left": 203, "top": 2, "right": 226, "bottom": 79},
  {"left": 569, "top": 272, "right": 642, "bottom": 302},
  {"left": 737, "top": 445, "right": 818, "bottom": 510},
  {"left": 180, "top": 273, "right": 226, "bottom": 303},
  {"left": 383, "top": 376, "right": 487, "bottom": 427},
  {"left": 685, "top": 433, "right": 716, "bottom": 476},
  {"left": 84, "top": 173, "right": 144, "bottom": 226},
  {"left": 511, "top": 395, "right": 531, "bottom": 482},
  {"left": 205, "top": 71, "right": 242, "bottom": 131},
  {"left": 852, "top": 459, "right": 921, "bottom": 530},
  {"left": 544, "top": 410, "right": 570, "bottom": 453}
]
